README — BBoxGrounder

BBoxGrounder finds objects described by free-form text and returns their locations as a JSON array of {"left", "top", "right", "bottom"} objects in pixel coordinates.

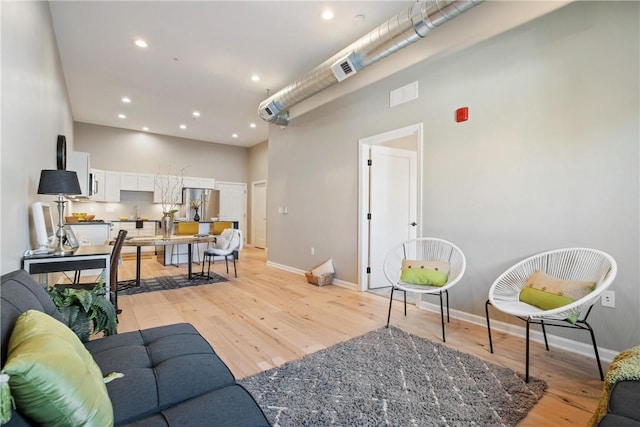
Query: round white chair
[
  {"left": 201, "top": 228, "right": 243, "bottom": 278},
  {"left": 485, "top": 247, "right": 617, "bottom": 382},
  {"left": 383, "top": 237, "right": 466, "bottom": 342}
]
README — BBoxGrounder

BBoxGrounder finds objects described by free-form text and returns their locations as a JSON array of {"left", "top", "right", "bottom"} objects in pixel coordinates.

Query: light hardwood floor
[{"left": 115, "top": 247, "right": 604, "bottom": 426}]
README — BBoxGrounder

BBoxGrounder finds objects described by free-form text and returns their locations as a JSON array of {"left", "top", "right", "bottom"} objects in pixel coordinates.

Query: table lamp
[{"left": 37, "top": 169, "right": 82, "bottom": 255}]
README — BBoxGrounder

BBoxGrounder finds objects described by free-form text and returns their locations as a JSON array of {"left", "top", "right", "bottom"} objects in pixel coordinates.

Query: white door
[
  {"left": 368, "top": 145, "right": 418, "bottom": 289},
  {"left": 358, "top": 123, "right": 422, "bottom": 292},
  {"left": 216, "top": 182, "right": 247, "bottom": 243},
  {"left": 252, "top": 181, "right": 267, "bottom": 249}
]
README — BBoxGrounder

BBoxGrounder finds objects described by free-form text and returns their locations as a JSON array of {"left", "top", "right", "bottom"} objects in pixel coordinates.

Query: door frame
[
  {"left": 251, "top": 180, "right": 267, "bottom": 249},
  {"left": 357, "top": 123, "right": 424, "bottom": 292}
]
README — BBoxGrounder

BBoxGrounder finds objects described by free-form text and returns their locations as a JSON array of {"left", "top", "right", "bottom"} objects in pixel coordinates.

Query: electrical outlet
[
  {"left": 601, "top": 290, "right": 615, "bottom": 308},
  {"left": 311, "top": 247, "right": 315, "bottom": 255}
]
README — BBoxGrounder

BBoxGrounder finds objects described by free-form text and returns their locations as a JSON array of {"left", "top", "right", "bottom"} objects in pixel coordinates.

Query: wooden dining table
[{"left": 112, "top": 234, "right": 217, "bottom": 288}]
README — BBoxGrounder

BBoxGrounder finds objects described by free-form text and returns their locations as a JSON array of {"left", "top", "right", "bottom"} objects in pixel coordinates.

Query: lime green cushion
[
  {"left": 2, "top": 310, "right": 113, "bottom": 426},
  {"left": 519, "top": 286, "right": 575, "bottom": 311},
  {"left": 519, "top": 271, "right": 596, "bottom": 324},
  {"left": 400, "top": 260, "right": 449, "bottom": 286}
]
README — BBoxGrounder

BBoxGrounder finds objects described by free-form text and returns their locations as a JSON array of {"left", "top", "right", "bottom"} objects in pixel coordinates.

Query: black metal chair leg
[
  {"left": 232, "top": 256, "right": 237, "bottom": 278},
  {"left": 445, "top": 289, "right": 450, "bottom": 322},
  {"left": 224, "top": 256, "right": 229, "bottom": 274},
  {"left": 439, "top": 292, "right": 446, "bottom": 342},
  {"left": 485, "top": 300, "right": 494, "bottom": 353},
  {"left": 541, "top": 320, "right": 550, "bottom": 351},
  {"left": 386, "top": 287, "right": 395, "bottom": 327},
  {"left": 584, "top": 320, "right": 605, "bottom": 380},
  {"left": 207, "top": 257, "right": 213, "bottom": 278},
  {"left": 525, "top": 318, "right": 531, "bottom": 383},
  {"left": 403, "top": 291, "right": 407, "bottom": 316}
]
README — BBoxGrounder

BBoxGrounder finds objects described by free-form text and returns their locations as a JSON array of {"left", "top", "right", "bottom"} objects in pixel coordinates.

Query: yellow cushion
[{"left": 2, "top": 310, "right": 113, "bottom": 426}]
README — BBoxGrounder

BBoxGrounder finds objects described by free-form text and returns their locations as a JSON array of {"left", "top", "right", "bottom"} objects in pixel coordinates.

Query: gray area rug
[
  {"left": 240, "top": 326, "right": 546, "bottom": 426},
  {"left": 118, "top": 273, "right": 227, "bottom": 295}
]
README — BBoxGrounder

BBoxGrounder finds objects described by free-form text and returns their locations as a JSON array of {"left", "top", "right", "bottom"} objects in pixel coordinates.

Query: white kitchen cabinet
[
  {"left": 91, "top": 169, "right": 120, "bottom": 202},
  {"left": 183, "top": 176, "right": 215, "bottom": 189},
  {"left": 138, "top": 174, "right": 155, "bottom": 191},
  {"left": 182, "top": 176, "right": 200, "bottom": 188},
  {"left": 67, "top": 151, "right": 91, "bottom": 197},
  {"left": 105, "top": 171, "right": 120, "bottom": 202},
  {"left": 200, "top": 178, "right": 216, "bottom": 189},
  {"left": 120, "top": 172, "right": 154, "bottom": 192},
  {"left": 91, "top": 169, "right": 106, "bottom": 201},
  {"left": 119, "top": 172, "right": 138, "bottom": 191}
]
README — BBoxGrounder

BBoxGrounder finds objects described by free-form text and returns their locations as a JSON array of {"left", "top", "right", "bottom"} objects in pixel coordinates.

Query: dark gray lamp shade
[{"left": 37, "top": 169, "right": 82, "bottom": 195}]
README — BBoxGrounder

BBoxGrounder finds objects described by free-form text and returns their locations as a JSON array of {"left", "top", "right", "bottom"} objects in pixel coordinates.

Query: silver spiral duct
[{"left": 258, "top": 0, "right": 483, "bottom": 126}]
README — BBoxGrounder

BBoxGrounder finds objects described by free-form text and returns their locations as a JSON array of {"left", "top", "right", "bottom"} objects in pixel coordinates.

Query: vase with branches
[
  {"left": 190, "top": 199, "right": 202, "bottom": 222},
  {"left": 155, "top": 166, "right": 185, "bottom": 237}
]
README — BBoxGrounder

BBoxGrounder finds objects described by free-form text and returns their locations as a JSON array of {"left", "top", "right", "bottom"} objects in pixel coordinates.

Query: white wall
[
  {"left": 266, "top": 2, "right": 639, "bottom": 351},
  {"left": 74, "top": 122, "right": 248, "bottom": 179},
  {"left": 1, "top": 1, "right": 74, "bottom": 273},
  {"left": 247, "top": 140, "right": 268, "bottom": 244}
]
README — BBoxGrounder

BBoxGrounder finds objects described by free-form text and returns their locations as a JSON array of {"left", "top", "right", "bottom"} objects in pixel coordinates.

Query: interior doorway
[
  {"left": 358, "top": 123, "right": 423, "bottom": 292},
  {"left": 251, "top": 180, "right": 267, "bottom": 249}
]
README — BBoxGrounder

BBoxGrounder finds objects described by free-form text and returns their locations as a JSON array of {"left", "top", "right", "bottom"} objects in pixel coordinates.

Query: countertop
[
  {"left": 64, "top": 221, "right": 112, "bottom": 225},
  {"left": 110, "top": 219, "right": 160, "bottom": 223}
]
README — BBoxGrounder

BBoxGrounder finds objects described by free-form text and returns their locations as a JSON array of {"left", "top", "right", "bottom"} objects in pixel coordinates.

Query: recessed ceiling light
[
  {"left": 232, "top": 133, "right": 238, "bottom": 138},
  {"left": 142, "top": 126, "right": 149, "bottom": 131},
  {"left": 354, "top": 14, "right": 366, "bottom": 24},
  {"left": 192, "top": 111, "right": 200, "bottom": 118},
  {"left": 321, "top": 9, "right": 334, "bottom": 20},
  {"left": 249, "top": 123, "right": 256, "bottom": 128},
  {"left": 121, "top": 96, "right": 131, "bottom": 103},
  {"left": 180, "top": 124, "right": 187, "bottom": 130},
  {"left": 134, "top": 39, "right": 148, "bottom": 48},
  {"left": 251, "top": 75, "right": 260, "bottom": 82},
  {"left": 118, "top": 114, "right": 126, "bottom": 119}
]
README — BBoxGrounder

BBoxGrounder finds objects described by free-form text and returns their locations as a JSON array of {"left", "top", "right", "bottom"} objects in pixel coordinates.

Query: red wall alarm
[{"left": 455, "top": 107, "right": 469, "bottom": 123}]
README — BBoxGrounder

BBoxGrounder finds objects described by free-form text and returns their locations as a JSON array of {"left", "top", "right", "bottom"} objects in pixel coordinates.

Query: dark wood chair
[{"left": 110, "top": 229, "right": 128, "bottom": 313}]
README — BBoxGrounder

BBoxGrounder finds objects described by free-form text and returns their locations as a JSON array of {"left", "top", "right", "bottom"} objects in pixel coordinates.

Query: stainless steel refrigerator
[{"left": 181, "top": 188, "right": 220, "bottom": 222}]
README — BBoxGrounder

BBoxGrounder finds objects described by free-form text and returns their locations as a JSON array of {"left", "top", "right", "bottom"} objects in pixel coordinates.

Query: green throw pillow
[
  {"left": 519, "top": 271, "right": 596, "bottom": 324},
  {"left": 2, "top": 310, "right": 113, "bottom": 426},
  {"left": 400, "top": 268, "right": 448, "bottom": 287}
]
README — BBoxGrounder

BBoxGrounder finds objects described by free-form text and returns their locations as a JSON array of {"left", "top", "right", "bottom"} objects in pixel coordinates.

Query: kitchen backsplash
[{"left": 69, "top": 191, "right": 165, "bottom": 221}]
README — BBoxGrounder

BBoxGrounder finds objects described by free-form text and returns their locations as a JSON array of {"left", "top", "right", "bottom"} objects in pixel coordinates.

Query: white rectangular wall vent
[
  {"left": 259, "top": 103, "right": 276, "bottom": 118},
  {"left": 390, "top": 81, "right": 419, "bottom": 107},
  {"left": 330, "top": 53, "right": 358, "bottom": 82}
]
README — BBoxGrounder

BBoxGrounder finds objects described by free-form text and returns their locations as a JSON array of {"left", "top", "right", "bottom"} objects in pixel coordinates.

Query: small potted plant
[
  {"left": 190, "top": 199, "right": 202, "bottom": 222},
  {"left": 47, "top": 279, "right": 117, "bottom": 343}
]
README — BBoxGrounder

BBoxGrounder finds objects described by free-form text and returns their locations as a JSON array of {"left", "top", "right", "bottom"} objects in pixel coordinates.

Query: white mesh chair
[
  {"left": 201, "top": 228, "right": 243, "bottom": 278},
  {"left": 384, "top": 237, "right": 466, "bottom": 342},
  {"left": 485, "top": 247, "right": 617, "bottom": 382}
]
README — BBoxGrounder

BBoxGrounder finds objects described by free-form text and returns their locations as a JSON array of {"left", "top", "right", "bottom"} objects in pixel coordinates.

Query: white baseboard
[
  {"left": 265, "top": 260, "right": 617, "bottom": 363},
  {"left": 416, "top": 300, "right": 619, "bottom": 363},
  {"left": 266, "top": 261, "right": 357, "bottom": 290}
]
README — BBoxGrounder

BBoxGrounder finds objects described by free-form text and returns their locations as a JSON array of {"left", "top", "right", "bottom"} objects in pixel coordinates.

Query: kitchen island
[{"left": 157, "top": 220, "right": 239, "bottom": 266}]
